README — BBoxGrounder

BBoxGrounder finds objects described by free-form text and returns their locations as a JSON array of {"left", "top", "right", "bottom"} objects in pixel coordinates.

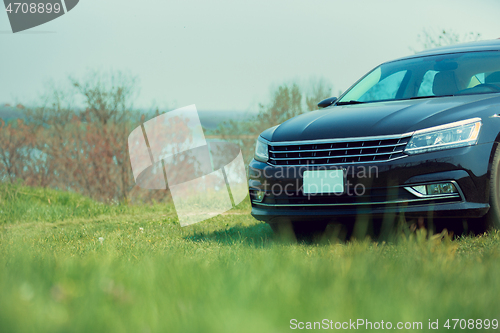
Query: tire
[{"left": 474, "top": 144, "right": 500, "bottom": 233}]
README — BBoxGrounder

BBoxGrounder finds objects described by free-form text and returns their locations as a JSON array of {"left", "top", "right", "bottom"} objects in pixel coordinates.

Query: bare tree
[
  {"left": 0, "top": 119, "right": 37, "bottom": 184},
  {"left": 305, "top": 77, "right": 333, "bottom": 111},
  {"left": 71, "top": 70, "right": 138, "bottom": 125},
  {"left": 22, "top": 70, "right": 143, "bottom": 202},
  {"left": 412, "top": 28, "right": 482, "bottom": 53}
]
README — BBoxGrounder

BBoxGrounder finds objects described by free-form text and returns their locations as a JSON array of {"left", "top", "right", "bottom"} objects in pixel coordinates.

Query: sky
[{"left": 1, "top": 0, "right": 500, "bottom": 112}]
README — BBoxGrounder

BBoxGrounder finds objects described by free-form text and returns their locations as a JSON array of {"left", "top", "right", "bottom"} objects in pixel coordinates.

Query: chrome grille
[{"left": 268, "top": 134, "right": 412, "bottom": 166}]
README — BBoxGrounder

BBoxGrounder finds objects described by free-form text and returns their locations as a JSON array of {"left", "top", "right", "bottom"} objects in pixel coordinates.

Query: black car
[{"left": 248, "top": 39, "right": 500, "bottom": 238}]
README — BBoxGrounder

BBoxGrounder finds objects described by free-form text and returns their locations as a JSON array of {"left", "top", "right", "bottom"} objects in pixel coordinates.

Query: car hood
[{"left": 261, "top": 94, "right": 500, "bottom": 142}]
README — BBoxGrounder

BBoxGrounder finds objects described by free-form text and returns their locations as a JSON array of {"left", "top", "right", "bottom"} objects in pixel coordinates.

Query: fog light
[
  {"left": 426, "top": 183, "right": 457, "bottom": 195},
  {"left": 405, "top": 182, "right": 458, "bottom": 197},
  {"left": 251, "top": 190, "right": 265, "bottom": 202}
]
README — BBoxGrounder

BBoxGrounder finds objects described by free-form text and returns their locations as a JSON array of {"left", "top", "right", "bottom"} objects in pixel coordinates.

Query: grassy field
[{"left": 1, "top": 184, "right": 500, "bottom": 332}]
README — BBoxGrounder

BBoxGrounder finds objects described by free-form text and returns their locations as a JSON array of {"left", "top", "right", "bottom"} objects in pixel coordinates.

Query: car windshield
[{"left": 337, "top": 51, "right": 500, "bottom": 105}]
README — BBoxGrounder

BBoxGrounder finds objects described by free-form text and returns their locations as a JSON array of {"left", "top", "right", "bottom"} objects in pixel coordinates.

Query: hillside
[{"left": 1, "top": 185, "right": 500, "bottom": 332}]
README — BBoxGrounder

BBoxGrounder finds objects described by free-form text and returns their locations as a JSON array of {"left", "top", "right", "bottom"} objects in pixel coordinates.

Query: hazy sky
[{"left": 1, "top": 0, "right": 500, "bottom": 112}]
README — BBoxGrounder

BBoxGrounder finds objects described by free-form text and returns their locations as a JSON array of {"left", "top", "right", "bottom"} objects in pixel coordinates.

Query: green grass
[
  {"left": 0, "top": 182, "right": 166, "bottom": 223},
  {"left": 1, "top": 185, "right": 500, "bottom": 332}
]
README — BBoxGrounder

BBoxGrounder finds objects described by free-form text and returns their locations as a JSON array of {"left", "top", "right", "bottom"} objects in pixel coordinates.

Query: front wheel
[{"left": 475, "top": 144, "right": 500, "bottom": 233}]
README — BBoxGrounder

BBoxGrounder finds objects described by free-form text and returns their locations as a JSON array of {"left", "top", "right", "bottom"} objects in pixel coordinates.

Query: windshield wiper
[
  {"left": 409, "top": 95, "right": 454, "bottom": 100},
  {"left": 336, "top": 100, "right": 366, "bottom": 105},
  {"left": 337, "top": 95, "right": 456, "bottom": 105}
]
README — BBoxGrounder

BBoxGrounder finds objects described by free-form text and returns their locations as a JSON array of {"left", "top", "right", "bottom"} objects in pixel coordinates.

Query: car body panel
[
  {"left": 261, "top": 94, "right": 500, "bottom": 143},
  {"left": 250, "top": 40, "right": 500, "bottom": 226}
]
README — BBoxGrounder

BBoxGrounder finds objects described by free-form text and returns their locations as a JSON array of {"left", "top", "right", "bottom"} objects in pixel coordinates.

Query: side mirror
[{"left": 317, "top": 97, "right": 337, "bottom": 109}]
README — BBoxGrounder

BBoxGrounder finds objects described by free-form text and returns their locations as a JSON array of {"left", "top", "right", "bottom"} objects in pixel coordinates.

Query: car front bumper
[{"left": 248, "top": 142, "right": 495, "bottom": 224}]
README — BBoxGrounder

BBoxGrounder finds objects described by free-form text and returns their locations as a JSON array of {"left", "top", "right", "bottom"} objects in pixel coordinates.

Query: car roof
[{"left": 393, "top": 39, "right": 500, "bottom": 62}]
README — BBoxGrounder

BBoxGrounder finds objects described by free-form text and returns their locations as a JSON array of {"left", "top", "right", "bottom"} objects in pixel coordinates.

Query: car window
[
  {"left": 417, "top": 70, "right": 438, "bottom": 96},
  {"left": 358, "top": 70, "right": 407, "bottom": 102},
  {"left": 337, "top": 51, "right": 500, "bottom": 105},
  {"left": 467, "top": 73, "right": 485, "bottom": 88},
  {"left": 420, "top": 71, "right": 493, "bottom": 96}
]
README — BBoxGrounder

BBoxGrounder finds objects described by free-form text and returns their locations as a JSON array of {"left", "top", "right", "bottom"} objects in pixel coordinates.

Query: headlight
[
  {"left": 254, "top": 138, "right": 269, "bottom": 162},
  {"left": 405, "top": 118, "right": 482, "bottom": 155}
]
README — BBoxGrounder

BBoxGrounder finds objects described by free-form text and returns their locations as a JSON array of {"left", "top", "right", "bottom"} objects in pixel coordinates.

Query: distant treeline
[{"left": 0, "top": 71, "right": 333, "bottom": 203}]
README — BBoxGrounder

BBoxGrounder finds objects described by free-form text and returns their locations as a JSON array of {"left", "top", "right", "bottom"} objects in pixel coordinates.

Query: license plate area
[{"left": 303, "top": 169, "right": 345, "bottom": 194}]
